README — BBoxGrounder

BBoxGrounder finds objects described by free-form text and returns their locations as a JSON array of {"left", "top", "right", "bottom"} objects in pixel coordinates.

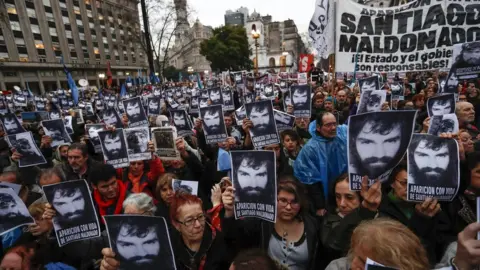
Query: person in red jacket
[{"left": 116, "top": 141, "right": 165, "bottom": 198}]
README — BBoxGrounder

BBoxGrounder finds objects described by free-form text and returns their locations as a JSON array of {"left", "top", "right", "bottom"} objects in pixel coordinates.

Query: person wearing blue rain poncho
[{"left": 294, "top": 111, "right": 348, "bottom": 215}]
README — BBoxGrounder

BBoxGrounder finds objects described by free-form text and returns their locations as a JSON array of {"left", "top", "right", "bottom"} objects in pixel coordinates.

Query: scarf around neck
[{"left": 94, "top": 180, "right": 127, "bottom": 219}]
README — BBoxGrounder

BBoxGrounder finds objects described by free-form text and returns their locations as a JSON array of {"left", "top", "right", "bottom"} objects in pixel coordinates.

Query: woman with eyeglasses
[
  {"left": 100, "top": 192, "right": 232, "bottom": 270},
  {"left": 222, "top": 177, "right": 320, "bottom": 270}
]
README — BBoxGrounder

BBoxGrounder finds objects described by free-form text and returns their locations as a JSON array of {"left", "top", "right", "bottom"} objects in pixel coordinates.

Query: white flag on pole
[{"left": 308, "top": 0, "right": 335, "bottom": 59}]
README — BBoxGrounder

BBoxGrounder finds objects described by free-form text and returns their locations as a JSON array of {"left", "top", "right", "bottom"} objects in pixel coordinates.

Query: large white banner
[{"left": 335, "top": 0, "right": 480, "bottom": 72}]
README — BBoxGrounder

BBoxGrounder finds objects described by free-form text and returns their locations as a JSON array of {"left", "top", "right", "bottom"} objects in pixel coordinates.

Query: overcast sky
[{"left": 187, "top": 0, "right": 316, "bottom": 34}]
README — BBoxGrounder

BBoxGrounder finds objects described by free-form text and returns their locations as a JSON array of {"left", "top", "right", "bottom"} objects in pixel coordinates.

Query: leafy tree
[
  {"left": 200, "top": 25, "right": 252, "bottom": 71},
  {"left": 163, "top": 66, "right": 182, "bottom": 81}
]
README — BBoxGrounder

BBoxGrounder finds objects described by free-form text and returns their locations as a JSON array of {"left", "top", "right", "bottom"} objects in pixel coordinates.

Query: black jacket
[
  {"left": 56, "top": 158, "right": 103, "bottom": 182},
  {"left": 172, "top": 225, "right": 232, "bottom": 270},
  {"left": 222, "top": 214, "right": 320, "bottom": 270}
]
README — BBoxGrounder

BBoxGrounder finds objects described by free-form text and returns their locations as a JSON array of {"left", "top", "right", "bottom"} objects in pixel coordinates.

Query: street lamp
[
  {"left": 251, "top": 25, "right": 261, "bottom": 74},
  {"left": 98, "top": 73, "right": 105, "bottom": 87}
]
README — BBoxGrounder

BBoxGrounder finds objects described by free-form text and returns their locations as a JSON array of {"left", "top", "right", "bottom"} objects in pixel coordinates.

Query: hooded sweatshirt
[{"left": 52, "top": 143, "right": 71, "bottom": 166}]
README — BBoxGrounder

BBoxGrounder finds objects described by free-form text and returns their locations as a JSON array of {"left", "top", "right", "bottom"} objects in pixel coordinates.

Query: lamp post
[
  {"left": 251, "top": 26, "right": 261, "bottom": 74},
  {"left": 98, "top": 73, "right": 105, "bottom": 88}
]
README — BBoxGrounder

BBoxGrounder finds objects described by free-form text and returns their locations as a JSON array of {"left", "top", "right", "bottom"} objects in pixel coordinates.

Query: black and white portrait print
[
  {"left": 0, "top": 99, "right": 8, "bottom": 114},
  {"left": 42, "top": 179, "right": 100, "bottom": 246},
  {"left": 222, "top": 89, "right": 234, "bottom": 111},
  {"left": 125, "top": 127, "right": 151, "bottom": 162},
  {"left": 290, "top": 85, "right": 311, "bottom": 118},
  {"left": 35, "top": 101, "right": 46, "bottom": 111},
  {"left": 452, "top": 41, "right": 480, "bottom": 79},
  {"left": 273, "top": 110, "right": 296, "bottom": 133},
  {"left": 390, "top": 83, "right": 404, "bottom": 101},
  {"left": 0, "top": 188, "right": 34, "bottom": 236},
  {"left": 85, "top": 124, "right": 105, "bottom": 154},
  {"left": 348, "top": 111, "right": 417, "bottom": 190},
  {"left": 170, "top": 110, "right": 193, "bottom": 137},
  {"left": 85, "top": 103, "right": 95, "bottom": 116},
  {"left": 8, "top": 132, "right": 47, "bottom": 167},
  {"left": 64, "top": 116, "right": 74, "bottom": 134},
  {"left": 245, "top": 100, "right": 279, "bottom": 149},
  {"left": 49, "top": 110, "right": 62, "bottom": 120},
  {"left": 357, "top": 90, "right": 387, "bottom": 114},
  {"left": 189, "top": 97, "right": 199, "bottom": 114},
  {"left": 147, "top": 97, "right": 161, "bottom": 116},
  {"left": 172, "top": 179, "right": 199, "bottom": 196},
  {"left": 123, "top": 97, "right": 148, "bottom": 128},
  {"left": 263, "top": 84, "right": 275, "bottom": 100},
  {"left": 234, "top": 106, "right": 246, "bottom": 127},
  {"left": 0, "top": 182, "right": 21, "bottom": 194},
  {"left": 208, "top": 88, "right": 223, "bottom": 105},
  {"left": 13, "top": 95, "right": 27, "bottom": 108},
  {"left": 105, "top": 215, "right": 176, "bottom": 270},
  {"left": 199, "top": 105, "right": 228, "bottom": 144},
  {"left": 1, "top": 113, "right": 26, "bottom": 135},
  {"left": 42, "top": 119, "right": 72, "bottom": 147},
  {"left": 152, "top": 127, "right": 179, "bottom": 160},
  {"left": 231, "top": 150, "right": 276, "bottom": 222},
  {"left": 199, "top": 97, "right": 209, "bottom": 109},
  {"left": 244, "top": 93, "right": 255, "bottom": 104},
  {"left": 407, "top": 134, "right": 459, "bottom": 202},
  {"left": 428, "top": 114, "right": 459, "bottom": 136},
  {"left": 105, "top": 95, "right": 117, "bottom": 109},
  {"left": 283, "top": 91, "right": 292, "bottom": 108},
  {"left": 359, "top": 76, "right": 380, "bottom": 92},
  {"left": 98, "top": 129, "right": 129, "bottom": 168},
  {"left": 102, "top": 108, "right": 123, "bottom": 129},
  {"left": 427, "top": 94, "right": 456, "bottom": 117}
]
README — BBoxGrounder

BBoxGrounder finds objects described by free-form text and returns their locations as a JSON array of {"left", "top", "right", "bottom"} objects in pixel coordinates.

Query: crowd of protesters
[{"left": 1, "top": 69, "right": 480, "bottom": 270}]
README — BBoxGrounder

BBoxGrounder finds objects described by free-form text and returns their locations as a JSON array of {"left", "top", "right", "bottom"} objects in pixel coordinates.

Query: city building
[
  {"left": 167, "top": 0, "right": 212, "bottom": 74},
  {"left": 224, "top": 7, "right": 249, "bottom": 26},
  {"left": 0, "top": 0, "right": 148, "bottom": 93},
  {"left": 246, "top": 10, "right": 308, "bottom": 73}
]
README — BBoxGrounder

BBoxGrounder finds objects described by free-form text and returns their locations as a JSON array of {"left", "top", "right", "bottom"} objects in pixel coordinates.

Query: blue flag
[
  {"left": 26, "top": 82, "right": 33, "bottom": 97},
  {"left": 120, "top": 84, "right": 126, "bottom": 97},
  {"left": 61, "top": 56, "right": 79, "bottom": 105}
]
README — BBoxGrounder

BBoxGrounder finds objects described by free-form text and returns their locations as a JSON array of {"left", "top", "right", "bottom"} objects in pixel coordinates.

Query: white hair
[{"left": 122, "top": 193, "right": 157, "bottom": 214}]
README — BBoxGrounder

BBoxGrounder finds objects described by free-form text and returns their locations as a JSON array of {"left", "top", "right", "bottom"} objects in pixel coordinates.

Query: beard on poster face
[
  {"left": 222, "top": 93, "right": 231, "bottom": 103},
  {"left": 292, "top": 89, "right": 308, "bottom": 108},
  {"left": 410, "top": 138, "right": 454, "bottom": 186},
  {"left": 3, "top": 117, "right": 21, "bottom": 133},
  {"left": 249, "top": 105, "right": 273, "bottom": 134},
  {"left": 50, "top": 187, "right": 87, "bottom": 228},
  {"left": 103, "top": 133, "right": 124, "bottom": 159},
  {"left": 113, "top": 223, "right": 162, "bottom": 269},
  {"left": 48, "top": 128, "right": 65, "bottom": 142},
  {"left": 234, "top": 154, "right": 273, "bottom": 203},
  {"left": 126, "top": 101, "right": 142, "bottom": 121},
  {"left": 0, "top": 194, "right": 30, "bottom": 228},
  {"left": 15, "top": 138, "right": 39, "bottom": 157},
  {"left": 210, "top": 90, "right": 221, "bottom": 103},
  {"left": 350, "top": 115, "right": 410, "bottom": 179},
  {"left": 203, "top": 110, "right": 222, "bottom": 134},
  {"left": 361, "top": 81, "right": 377, "bottom": 92}
]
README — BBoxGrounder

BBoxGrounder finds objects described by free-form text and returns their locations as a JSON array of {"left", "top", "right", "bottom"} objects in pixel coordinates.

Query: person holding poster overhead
[{"left": 222, "top": 178, "right": 321, "bottom": 269}]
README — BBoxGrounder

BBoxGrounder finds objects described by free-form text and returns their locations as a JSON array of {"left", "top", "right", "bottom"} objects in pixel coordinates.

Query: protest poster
[
  {"left": 104, "top": 215, "right": 176, "bottom": 270},
  {"left": 42, "top": 119, "right": 72, "bottom": 147},
  {"left": 189, "top": 97, "right": 199, "bottom": 114},
  {"left": 452, "top": 41, "right": 480, "bottom": 80},
  {"left": 427, "top": 93, "right": 455, "bottom": 117},
  {"left": 85, "top": 124, "right": 105, "bottom": 154},
  {"left": 245, "top": 100, "right": 280, "bottom": 149},
  {"left": 273, "top": 110, "right": 296, "bottom": 133},
  {"left": 172, "top": 179, "right": 199, "bottom": 196},
  {"left": 8, "top": 132, "right": 47, "bottom": 167},
  {"left": 125, "top": 127, "right": 151, "bottom": 162},
  {"left": 209, "top": 87, "right": 223, "bottom": 105},
  {"left": 335, "top": 0, "right": 479, "bottom": 72},
  {"left": 231, "top": 150, "right": 277, "bottom": 222},
  {"left": 147, "top": 97, "right": 161, "bottom": 116},
  {"left": 1, "top": 113, "right": 26, "bottom": 135},
  {"left": 64, "top": 116, "right": 74, "bottom": 134},
  {"left": 123, "top": 97, "right": 148, "bottom": 128},
  {"left": 152, "top": 127, "right": 179, "bottom": 160},
  {"left": 222, "top": 89, "right": 235, "bottom": 111},
  {"left": 358, "top": 76, "right": 380, "bottom": 92},
  {"left": 234, "top": 106, "right": 246, "bottom": 127},
  {"left": 102, "top": 108, "right": 123, "bottom": 129},
  {"left": 98, "top": 129, "right": 129, "bottom": 168},
  {"left": 170, "top": 110, "right": 193, "bottom": 137},
  {"left": 290, "top": 85, "right": 311, "bottom": 118},
  {"left": 199, "top": 105, "right": 228, "bottom": 144},
  {"left": 348, "top": 111, "right": 417, "bottom": 190},
  {"left": 428, "top": 114, "right": 459, "bottom": 136},
  {"left": 42, "top": 180, "right": 101, "bottom": 246},
  {"left": 0, "top": 182, "right": 21, "bottom": 194},
  {"left": 297, "top": 73, "right": 308, "bottom": 85},
  {"left": 357, "top": 90, "right": 387, "bottom": 114},
  {"left": 0, "top": 188, "right": 35, "bottom": 236},
  {"left": 407, "top": 134, "right": 459, "bottom": 202}
]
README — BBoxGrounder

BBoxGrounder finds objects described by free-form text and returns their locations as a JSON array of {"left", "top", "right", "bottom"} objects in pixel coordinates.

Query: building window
[
  {"left": 10, "top": 21, "right": 21, "bottom": 31},
  {"left": 49, "top": 27, "right": 57, "bottom": 36},
  {"left": 66, "top": 31, "right": 73, "bottom": 38},
  {"left": 31, "top": 25, "right": 41, "bottom": 34},
  {"left": 34, "top": 40, "right": 44, "bottom": 49},
  {"left": 43, "top": 0, "right": 51, "bottom": 6},
  {"left": 74, "top": 7, "right": 81, "bottom": 14},
  {"left": 26, "top": 8, "right": 37, "bottom": 18},
  {"left": 6, "top": 4, "right": 17, "bottom": 14},
  {"left": 280, "top": 56, "right": 287, "bottom": 72},
  {"left": 46, "top": 12, "right": 54, "bottom": 22},
  {"left": 63, "top": 16, "right": 70, "bottom": 24},
  {"left": 59, "top": 2, "right": 67, "bottom": 9},
  {"left": 19, "top": 54, "right": 29, "bottom": 62}
]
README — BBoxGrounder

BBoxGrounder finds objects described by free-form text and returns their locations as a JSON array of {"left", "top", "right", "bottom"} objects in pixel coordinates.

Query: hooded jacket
[
  {"left": 52, "top": 143, "right": 71, "bottom": 166},
  {"left": 294, "top": 121, "right": 348, "bottom": 202}
]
